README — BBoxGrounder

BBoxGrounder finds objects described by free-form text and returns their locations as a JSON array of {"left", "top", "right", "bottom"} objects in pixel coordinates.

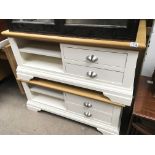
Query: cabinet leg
[
  {"left": 97, "top": 128, "right": 117, "bottom": 135},
  {"left": 17, "top": 73, "right": 34, "bottom": 81},
  {"left": 27, "top": 104, "right": 41, "bottom": 112},
  {"left": 127, "top": 115, "right": 134, "bottom": 135}
]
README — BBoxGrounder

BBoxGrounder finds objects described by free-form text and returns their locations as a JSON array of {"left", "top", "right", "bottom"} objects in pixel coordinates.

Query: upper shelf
[
  {"left": 1, "top": 20, "right": 146, "bottom": 51},
  {"left": 19, "top": 41, "right": 61, "bottom": 58}
]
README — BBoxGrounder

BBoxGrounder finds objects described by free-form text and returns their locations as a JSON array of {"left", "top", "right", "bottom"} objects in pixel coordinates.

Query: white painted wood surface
[
  {"left": 32, "top": 94, "right": 66, "bottom": 110},
  {"left": 141, "top": 21, "right": 155, "bottom": 77},
  {"left": 66, "top": 102, "right": 113, "bottom": 124},
  {"left": 21, "top": 53, "right": 63, "bottom": 73},
  {"left": 30, "top": 86, "right": 64, "bottom": 100},
  {"left": 19, "top": 42, "right": 61, "bottom": 58},
  {"left": 61, "top": 44, "right": 127, "bottom": 71},
  {"left": 61, "top": 44, "right": 139, "bottom": 89},
  {"left": 65, "top": 63, "right": 124, "bottom": 84},
  {"left": 65, "top": 93, "right": 115, "bottom": 114},
  {"left": 0, "top": 39, "right": 9, "bottom": 49}
]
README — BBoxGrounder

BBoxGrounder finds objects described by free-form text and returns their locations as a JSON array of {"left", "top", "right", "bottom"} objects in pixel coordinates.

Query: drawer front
[
  {"left": 62, "top": 45, "right": 127, "bottom": 70},
  {"left": 65, "top": 63, "right": 124, "bottom": 84},
  {"left": 67, "top": 102, "right": 112, "bottom": 124},
  {"left": 65, "top": 93, "right": 114, "bottom": 115}
]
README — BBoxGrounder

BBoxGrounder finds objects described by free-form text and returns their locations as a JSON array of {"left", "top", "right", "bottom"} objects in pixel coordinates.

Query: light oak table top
[{"left": 2, "top": 20, "right": 146, "bottom": 51}]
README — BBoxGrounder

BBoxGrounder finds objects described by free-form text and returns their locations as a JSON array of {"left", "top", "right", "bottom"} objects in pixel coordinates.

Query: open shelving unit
[
  {"left": 31, "top": 92, "right": 66, "bottom": 110},
  {"left": 21, "top": 53, "right": 63, "bottom": 73},
  {"left": 29, "top": 84, "right": 66, "bottom": 110},
  {"left": 15, "top": 39, "right": 64, "bottom": 73},
  {"left": 19, "top": 41, "right": 61, "bottom": 58},
  {"left": 30, "top": 85, "right": 64, "bottom": 100}
]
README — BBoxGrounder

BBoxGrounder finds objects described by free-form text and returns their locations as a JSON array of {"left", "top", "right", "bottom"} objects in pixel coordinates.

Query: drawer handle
[
  {"left": 86, "top": 55, "right": 98, "bottom": 62},
  {"left": 84, "top": 112, "right": 92, "bottom": 117},
  {"left": 84, "top": 102, "right": 92, "bottom": 108},
  {"left": 87, "top": 71, "right": 97, "bottom": 78}
]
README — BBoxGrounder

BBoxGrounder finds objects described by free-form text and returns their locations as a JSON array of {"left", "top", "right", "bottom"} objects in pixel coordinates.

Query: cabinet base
[
  {"left": 27, "top": 104, "right": 41, "bottom": 112},
  {"left": 97, "top": 128, "right": 116, "bottom": 135},
  {"left": 26, "top": 100, "right": 120, "bottom": 135}
]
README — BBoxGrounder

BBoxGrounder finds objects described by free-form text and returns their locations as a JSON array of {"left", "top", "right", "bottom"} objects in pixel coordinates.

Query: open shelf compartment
[
  {"left": 21, "top": 52, "right": 63, "bottom": 73},
  {"left": 31, "top": 92, "right": 66, "bottom": 110},
  {"left": 15, "top": 38, "right": 61, "bottom": 58},
  {"left": 30, "top": 85, "right": 64, "bottom": 100}
]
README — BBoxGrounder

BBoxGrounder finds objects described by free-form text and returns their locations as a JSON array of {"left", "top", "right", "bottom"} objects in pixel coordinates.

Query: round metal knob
[
  {"left": 87, "top": 71, "right": 97, "bottom": 78},
  {"left": 86, "top": 55, "right": 98, "bottom": 62},
  {"left": 84, "top": 112, "right": 92, "bottom": 117},
  {"left": 84, "top": 102, "right": 92, "bottom": 108}
]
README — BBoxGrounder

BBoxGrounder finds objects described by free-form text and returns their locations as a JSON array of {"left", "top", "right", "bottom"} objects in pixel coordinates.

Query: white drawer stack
[
  {"left": 61, "top": 44, "right": 137, "bottom": 87},
  {"left": 6, "top": 33, "right": 141, "bottom": 135},
  {"left": 65, "top": 93, "right": 121, "bottom": 127}
]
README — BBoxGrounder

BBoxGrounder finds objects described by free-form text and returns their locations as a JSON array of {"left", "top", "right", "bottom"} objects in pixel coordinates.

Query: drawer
[
  {"left": 61, "top": 45, "right": 127, "bottom": 71},
  {"left": 65, "top": 63, "right": 124, "bottom": 84},
  {"left": 65, "top": 93, "right": 114, "bottom": 115},
  {"left": 67, "top": 102, "right": 112, "bottom": 124}
]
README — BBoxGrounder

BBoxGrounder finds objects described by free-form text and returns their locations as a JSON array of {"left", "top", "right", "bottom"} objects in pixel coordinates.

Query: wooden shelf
[
  {"left": 32, "top": 93, "right": 66, "bottom": 110},
  {"left": 19, "top": 42, "right": 61, "bottom": 58},
  {"left": 30, "top": 86, "right": 64, "bottom": 100},
  {"left": 1, "top": 20, "right": 146, "bottom": 51},
  {"left": 21, "top": 53, "right": 63, "bottom": 73}
]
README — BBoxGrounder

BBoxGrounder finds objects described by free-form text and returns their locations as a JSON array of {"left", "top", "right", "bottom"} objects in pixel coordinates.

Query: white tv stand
[{"left": 2, "top": 20, "right": 146, "bottom": 134}]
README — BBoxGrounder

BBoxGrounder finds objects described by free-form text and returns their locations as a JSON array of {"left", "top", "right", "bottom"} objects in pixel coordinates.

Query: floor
[{"left": 0, "top": 77, "right": 100, "bottom": 135}]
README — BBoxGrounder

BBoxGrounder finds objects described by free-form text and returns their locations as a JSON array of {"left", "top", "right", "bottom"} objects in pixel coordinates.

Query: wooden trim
[
  {"left": 1, "top": 20, "right": 146, "bottom": 51},
  {"left": 2, "top": 45, "right": 25, "bottom": 94},
  {"left": 136, "top": 20, "right": 146, "bottom": 49},
  {"left": 18, "top": 78, "right": 124, "bottom": 107}
]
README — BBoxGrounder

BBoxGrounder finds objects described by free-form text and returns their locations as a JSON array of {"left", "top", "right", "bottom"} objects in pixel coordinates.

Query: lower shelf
[
  {"left": 32, "top": 93, "right": 66, "bottom": 110},
  {"left": 30, "top": 85, "right": 64, "bottom": 100}
]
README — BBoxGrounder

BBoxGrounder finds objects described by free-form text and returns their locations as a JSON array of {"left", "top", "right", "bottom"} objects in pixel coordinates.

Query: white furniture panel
[
  {"left": 61, "top": 44, "right": 138, "bottom": 89},
  {"left": 30, "top": 86, "right": 64, "bottom": 100},
  {"left": 64, "top": 93, "right": 114, "bottom": 114},
  {"left": 32, "top": 93, "right": 66, "bottom": 110},
  {"left": 19, "top": 41, "right": 61, "bottom": 58},
  {"left": 21, "top": 53, "right": 63, "bottom": 73},
  {"left": 61, "top": 44, "right": 127, "bottom": 72},
  {"left": 141, "top": 23, "right": 155, "bottom": 77},
  {"left": 65, "top": 63, "right": 124, "bottom": 84},
  {"left": 67, "top": 102, "right": 113, "bottom": 124}
]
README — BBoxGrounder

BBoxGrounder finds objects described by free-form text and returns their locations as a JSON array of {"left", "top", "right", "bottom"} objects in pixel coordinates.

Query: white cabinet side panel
[
  {"left": 141, "top": 31, "right": 155, "bottom": 77},
  {"left": 8, "top": 37, "right": 23, "bottom": 65}
]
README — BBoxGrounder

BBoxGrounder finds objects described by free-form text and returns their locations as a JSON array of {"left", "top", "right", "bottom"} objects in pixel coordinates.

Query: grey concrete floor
[{"left": 0, "top": 77, "right": 100, "bottom": 135}]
